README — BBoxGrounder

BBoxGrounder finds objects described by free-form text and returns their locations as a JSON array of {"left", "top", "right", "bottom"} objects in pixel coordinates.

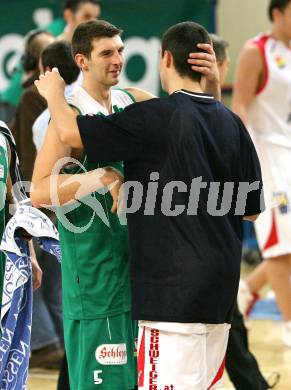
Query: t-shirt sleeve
[
  {"left": 237, "top": 120, "right": 265, "bottom": 216},
  {"left": 77, "top": 102, "right": 145, "bottom": 163}
]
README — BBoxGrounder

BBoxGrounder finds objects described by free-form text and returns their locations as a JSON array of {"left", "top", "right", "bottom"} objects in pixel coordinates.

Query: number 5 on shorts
[{"left": 94, "top": 370, "right": 103, "bottom": 384}]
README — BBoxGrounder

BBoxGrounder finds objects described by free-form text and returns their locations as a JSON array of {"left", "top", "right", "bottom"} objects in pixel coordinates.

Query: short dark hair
[
  {"left": 161, "top": 21, "right": 211, "bottom": 82},
  {"left": 63, "top": 0, "right": 100, "bottom": 13},
  {"left": 210, "top": 34, "right": 229, "bottom": 64},
  {"left": 41, "top": 41, "right": 80, "bottom": 85},
  {"left": 72, "top": 20, "right": 122, "bottom": 58},
  {"left": 268, "top": 0, "right": 291, "bottom": 20}
]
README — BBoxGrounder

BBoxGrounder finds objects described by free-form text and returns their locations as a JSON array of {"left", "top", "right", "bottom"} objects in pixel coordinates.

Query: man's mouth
[{"left": 109, "top": 69, "right": 120, "bottom": 77}]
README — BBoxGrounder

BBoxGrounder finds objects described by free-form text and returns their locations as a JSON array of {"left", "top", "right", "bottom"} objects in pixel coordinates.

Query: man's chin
[{"left": 109, "top": 78, "right": 119, "bottom": 86}]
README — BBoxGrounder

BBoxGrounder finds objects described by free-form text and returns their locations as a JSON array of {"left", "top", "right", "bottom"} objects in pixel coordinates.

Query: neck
[
  {"left": 82, "top": 75, "right": 112, "bottom": 112},
  {"left": 271, "top": 26, "right": 291, "bottom": 47},
  {"left": 167, "top": 77, "right": 204, "bottom": 95},
  {"left": 57, "top": 25, "right": 74, "bottom": 43}
]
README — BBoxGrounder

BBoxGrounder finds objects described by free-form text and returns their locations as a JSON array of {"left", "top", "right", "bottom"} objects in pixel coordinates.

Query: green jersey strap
[{"left": 69, "top": 103, "right": 82, "bottom": 115}]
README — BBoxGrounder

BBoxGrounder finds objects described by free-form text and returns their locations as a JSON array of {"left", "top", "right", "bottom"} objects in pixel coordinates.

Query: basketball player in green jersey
[{"left": 32, "top": 20, "right": 219, "bottom": 390}]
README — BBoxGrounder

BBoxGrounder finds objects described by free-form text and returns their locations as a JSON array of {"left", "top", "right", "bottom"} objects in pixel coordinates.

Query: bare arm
[
  {"left": 188, "top": 43, "right": 221, "bottom": 101},
  {"left": 31, "top": 121, "right": 122, "bottom": 209},
  {"left": 232, "top": 43, "right": 263, "bottom": 126},
  {"left": 29, "top": 240, "right": 43, "bottom": 290}
]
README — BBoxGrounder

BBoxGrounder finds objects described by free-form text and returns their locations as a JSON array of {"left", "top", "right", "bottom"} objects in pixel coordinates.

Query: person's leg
[
  {"left": 57, "top": 353, "right": 70, "bottom": 390},
  {"left": 246, "top": 261, "right": 268, "bottom": 293},
  {"left": 40, "top": 246, "right": 63, "bottom": 345},
  {"left": 31, "top": 287, "right": 59, "bottom": 350},
  {"left": 65, "top": 313, "right": 136, "bottom": 390},
  {"left": 30, "top": 240, "right": 63, "bottom": 368},
  {"left": 138, "top": 322, "right": 229, "bottom": 390},
  {"left": 226, "top": 304, "right": 270, "bottom": 390},
  {"left": 206, "top": 324, "right": 230, "bottom": 389},
  {"left": 264, "top": 255, "right": 291, "bottom": 321}
]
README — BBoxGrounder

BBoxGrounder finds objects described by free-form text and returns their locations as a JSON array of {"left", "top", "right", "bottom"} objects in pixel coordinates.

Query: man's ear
[
  {"left": 75, "top": 53, "right": 89, "bottom": 71},
  {"left": 164, "top": 50, "right": 173, "bottom": 68}
]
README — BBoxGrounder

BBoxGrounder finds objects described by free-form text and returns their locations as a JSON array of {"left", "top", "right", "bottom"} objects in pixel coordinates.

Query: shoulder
[
  {"left": 122, "top": 96, "right": 165, "bottom": 115},
  {"left": 112, "top": 87, "right": 136, "bottom": 105},
  {"left": 66, "top": 88, "right": 83, "bottom": 114},
  {"left": 239, "top": 34, "right": 271, "bottom": 65},
  {"left": 124, "top": 87, "right": 156, "bottom": 102}
]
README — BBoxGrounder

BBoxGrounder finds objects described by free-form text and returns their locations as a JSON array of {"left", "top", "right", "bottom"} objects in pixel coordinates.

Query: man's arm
[
  {"left": 188, "top": 43, "right": 221, "bottom": 100},
  {"left": 243, "top": 214, "right": 260, "bottom": 222},
  {"left": 31, "top": 121, "right": 122, "bottom": 210},
  {"left": 232, "top": 43, "right": 263, "bottom": 126},
  {"left": 35, "top": 70, "right": 83, "bottom": 149}
]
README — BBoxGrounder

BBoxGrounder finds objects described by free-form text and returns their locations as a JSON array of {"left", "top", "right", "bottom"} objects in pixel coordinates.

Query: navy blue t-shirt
[{"left": 77, "top": 90, "right": 264, "bottom": 324}]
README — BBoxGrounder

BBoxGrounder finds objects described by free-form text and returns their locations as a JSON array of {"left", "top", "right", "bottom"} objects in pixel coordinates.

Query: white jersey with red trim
[
  {"left": 248, "top": 34, "right": 291, "bottom": 208},
  {"left": 248, "top": 34, "right": 291, "bottom": 257}
]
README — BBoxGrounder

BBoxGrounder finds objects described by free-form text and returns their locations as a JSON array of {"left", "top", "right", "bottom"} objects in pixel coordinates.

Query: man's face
[
  {"left": 276, "top": 3, "right": 291, "bottom": 39},
  {"left": 73, "top": 2, "right": 101, "bottom": 27},
  {"left": 85, "top": 35, "right": 124, "bottom": 86},
  {"left": 218, "top": 50, "right": 230, "bottom": 85}
]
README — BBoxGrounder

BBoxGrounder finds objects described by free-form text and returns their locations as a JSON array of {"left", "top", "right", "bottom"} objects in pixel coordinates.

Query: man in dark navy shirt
[{"left": 35, "top": 21, "right": 263, "bottom": 390}]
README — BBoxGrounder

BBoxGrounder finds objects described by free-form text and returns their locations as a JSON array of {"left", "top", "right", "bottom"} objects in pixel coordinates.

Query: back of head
[
  {"left": 22, "top": 29, "right": 54, "bottom": 72},
  {"left": 210, "top": 34, "right": 229, "bottom": 64},
  {"left": 268, "top": 0, "right": 291, "bottom": 20},
  {"left": 41, "top": 41, "right": 80, "bottom": 85},
  {"left": 62, "top": 0, "right": 101, "bottom": 13},
  {"left": 161, "top": 21, "right": 211, "bottom": 82},
  {"left": 72, "top": 20, "right": 122, "bottom": 58}
]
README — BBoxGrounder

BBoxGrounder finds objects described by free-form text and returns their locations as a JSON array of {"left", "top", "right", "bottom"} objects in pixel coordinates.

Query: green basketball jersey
[
  {"left": 0, "top": 133, "right": 8, "bottom": 300},
  {"left": 57, "top": 86, "right": 135, "bottom": 319}
]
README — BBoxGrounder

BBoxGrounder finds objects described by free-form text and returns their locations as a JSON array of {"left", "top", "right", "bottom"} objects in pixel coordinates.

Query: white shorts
[
  {"left": 255, "top": 206, "right": 291, "bottom": 258},
  {"left": 137, "top": 321, "right": 230, "bottom": 390}
]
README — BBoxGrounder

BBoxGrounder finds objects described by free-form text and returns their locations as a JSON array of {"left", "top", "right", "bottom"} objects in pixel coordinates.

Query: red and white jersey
[{"left": 248, "top": 34, "right": 291, "bottom": 207}]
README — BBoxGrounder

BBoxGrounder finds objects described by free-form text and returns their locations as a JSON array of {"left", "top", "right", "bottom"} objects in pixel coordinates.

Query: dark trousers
[
  {"left": 226, "top": 304, "right": 270, "bottom": 390},
  {"left": 57, "top": 354, "right": 70, "bottom": 390}
]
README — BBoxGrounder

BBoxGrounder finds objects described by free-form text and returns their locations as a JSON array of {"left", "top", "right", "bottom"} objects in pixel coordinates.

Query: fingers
[
  {"left": 187, "top": 59, "right": 213, "bottom": 68},
  {"left": 188, "top": 53, "right": 215, "bottom": 62},
  {"left": 190, "top": 66, "right": 212, "bottom": 75},
  {"left": 197, "top": 43, "right": 215, "bottom": 54}
]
